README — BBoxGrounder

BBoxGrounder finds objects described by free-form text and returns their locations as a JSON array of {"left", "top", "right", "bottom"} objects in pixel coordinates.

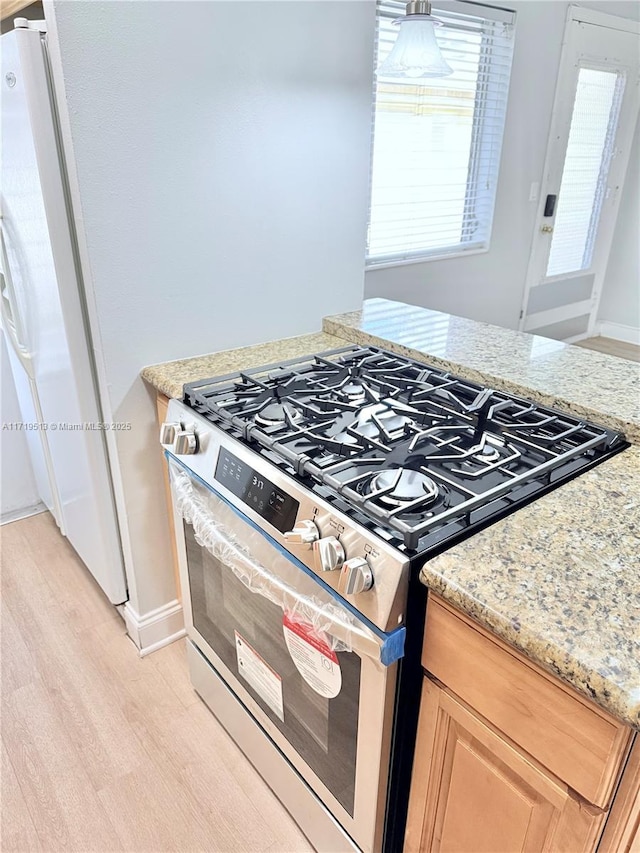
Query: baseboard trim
[
  {"left": 124, "top": 599, "right": 185, "bottom": 657},
  {"left": 1, "top": 502, "right": 47, "bottom": 526},
  {"left": 597, "top": 321, "right": 640, "bottom": 345}
]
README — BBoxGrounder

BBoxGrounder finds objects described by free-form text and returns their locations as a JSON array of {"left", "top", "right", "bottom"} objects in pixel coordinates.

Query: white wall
[
  {"left": 597, "top": 115, "right": 640, "bottom": 338},
  {"left": 46, "top": 0, "right": 375, "bottom": 617},
  {"left": 0, "top": 331, "right": 41, "bottom": 522},
  {"left": 365, "top": 0, "right": 640, "bottom": 331}
]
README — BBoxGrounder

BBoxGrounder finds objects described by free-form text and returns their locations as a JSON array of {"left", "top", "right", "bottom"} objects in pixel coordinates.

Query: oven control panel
[
  {"left": 215, "top": 448, "right": 299, "bottom": 534},
  {"left": 163, "top": 400, "right": 410, "bottom": 633}
]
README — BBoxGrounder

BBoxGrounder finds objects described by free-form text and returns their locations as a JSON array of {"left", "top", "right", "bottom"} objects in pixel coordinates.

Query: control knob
[
  {"left": 284, "top": 519, "right": 319, "bottom": 547},
  {"left": 159, "top": 421, "right": 180, "bottom": 446},
  {"left": 313, "top": 536, "right": 345, "bottom": 573},
  {"left": 174, "top": 426, "right": 198, "bottom": 455},
  {"left": 339, "top": 557, "right": 373, "bottom": 595},
  {"left": 160, "top": 421, "right": 199, "bottom": 455}
]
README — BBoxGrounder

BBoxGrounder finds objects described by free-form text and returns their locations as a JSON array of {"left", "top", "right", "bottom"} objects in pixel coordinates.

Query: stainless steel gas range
[{"left": 160, "top": 344, "right": 626, "bottom": 853}]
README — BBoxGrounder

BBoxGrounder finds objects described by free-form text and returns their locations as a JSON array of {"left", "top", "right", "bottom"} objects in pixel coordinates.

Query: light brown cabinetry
[
  {"left": 406, "top": 679, "right": 605, "bottom": 853},
  {"left": 406, "top": 595, "right": 635, "bottom": 853},
  {"left": 599, "top": 740, "right": 640, "bottom": 853},
  {"left": 1, "top": 0, "right": 36, "bottom": 21}
]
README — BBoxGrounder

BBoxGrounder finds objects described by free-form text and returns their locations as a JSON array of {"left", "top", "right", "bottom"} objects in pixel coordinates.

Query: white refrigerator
[{"left": 1, "top": 19, "right": 127, "bottom": 604}]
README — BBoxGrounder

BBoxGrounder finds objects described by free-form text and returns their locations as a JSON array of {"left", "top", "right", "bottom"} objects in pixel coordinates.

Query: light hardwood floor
[
  {"left": 575, "top": 336, "right": 640, "bottom": 362},
  {"left": 1, "top": 512, "right": 314, "bottom": 853}
]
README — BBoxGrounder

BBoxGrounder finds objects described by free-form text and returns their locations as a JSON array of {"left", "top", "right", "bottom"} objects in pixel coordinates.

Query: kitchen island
[
  {"left": 316, "top": 299, "right": 639, "bottom": 850},
  {"left": 143, "top": 297, "right": 639, "bottom": 731}
]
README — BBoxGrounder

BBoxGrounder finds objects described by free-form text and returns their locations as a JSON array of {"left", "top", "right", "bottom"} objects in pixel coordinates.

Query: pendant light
[{"left": 377, "top": 0, "right": 453, "bottom": 79}]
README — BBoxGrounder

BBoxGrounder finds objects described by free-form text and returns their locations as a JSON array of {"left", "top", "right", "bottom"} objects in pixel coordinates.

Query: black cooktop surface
[{"left": 183, "top": 345, "right": 626, "bottom": 552}]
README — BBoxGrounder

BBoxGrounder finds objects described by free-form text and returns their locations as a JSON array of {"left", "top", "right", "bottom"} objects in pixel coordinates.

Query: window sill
[{"left": 365, "top": 245, "right": 490, "bottom": 272}]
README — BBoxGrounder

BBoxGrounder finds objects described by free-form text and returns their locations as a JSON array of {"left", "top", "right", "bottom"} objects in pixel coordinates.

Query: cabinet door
[
  {"left": 598, "top": 738, "right": 640, "bottom": 853},
  {"left": 405, "top": 679, "right": 606, "bottom": 853}
]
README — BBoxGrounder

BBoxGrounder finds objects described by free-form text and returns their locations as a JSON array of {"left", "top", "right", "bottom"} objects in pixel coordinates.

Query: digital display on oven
[{"left": 214, "top": 450, "right": 299, "bottom": 534}]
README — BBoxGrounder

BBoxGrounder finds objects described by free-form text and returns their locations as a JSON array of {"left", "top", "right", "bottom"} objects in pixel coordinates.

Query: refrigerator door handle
[
  {"left": 0, "top": 215, "right": 34, "bottom": 378},
  {"left": 0, "top": 214, "right": 65, "bottom": 530}
]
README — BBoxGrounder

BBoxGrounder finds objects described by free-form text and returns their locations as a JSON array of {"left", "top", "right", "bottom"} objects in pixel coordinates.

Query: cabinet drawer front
[{"left": 422, "top": 596, "right": 631, "bottom": 808}]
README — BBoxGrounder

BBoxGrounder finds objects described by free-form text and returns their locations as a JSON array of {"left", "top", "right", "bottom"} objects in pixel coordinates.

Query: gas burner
[
  {"left": 370, "top": 468, "right": 439, "bottom": 508},
  {"left": 333, "top": 405, "right": 412, "bottom": 448},
  {"left": 339, "top": 381, "right": 367, "bottom": 404},
  {"left": 446, "top": 433, "right": 521, "bottom": 476},
  {"left": 255, "top": 402, "right": 302, "bottom": 428},
  {"left": 472, "top": 443, "right": 501, "bottom": 464},
  {"left": 368, "top": 408, "right": 411, "bottom": 439}
]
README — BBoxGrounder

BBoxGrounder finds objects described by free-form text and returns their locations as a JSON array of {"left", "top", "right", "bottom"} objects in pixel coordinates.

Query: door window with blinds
[
  {"left": 367, "top": 1, "right": 516, "bottom": 266},
  {"left": 545, "top": 67, "right": 625, "bottom": 278}
]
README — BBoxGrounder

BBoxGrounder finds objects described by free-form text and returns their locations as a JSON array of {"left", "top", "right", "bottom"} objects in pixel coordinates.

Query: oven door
[{"left": 168, "top": 457, "right": 400, "bottom": 853}]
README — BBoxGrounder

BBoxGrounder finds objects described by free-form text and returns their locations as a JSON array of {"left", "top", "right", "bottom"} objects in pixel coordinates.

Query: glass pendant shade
[{"left": 377, "top": 17, "right": 453, "bottom": 79}]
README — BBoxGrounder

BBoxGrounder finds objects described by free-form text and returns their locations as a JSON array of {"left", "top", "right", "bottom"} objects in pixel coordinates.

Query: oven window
[{"left": 185, "top": 522, "right": 360, "bottom": 816}]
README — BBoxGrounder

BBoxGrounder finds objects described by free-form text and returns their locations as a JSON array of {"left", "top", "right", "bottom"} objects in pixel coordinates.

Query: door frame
[{"left": 519, "top": 5, "right": 640, "bottom": 341}]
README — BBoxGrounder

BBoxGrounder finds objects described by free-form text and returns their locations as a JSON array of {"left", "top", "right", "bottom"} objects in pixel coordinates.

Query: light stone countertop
[
  {"left": 419, "top": 444, "right": 640, "bottom": 729},
  {"left": 141, "top": 331, "right": 347, "bottom": 399},
  {"left": 323, "top": 298, "right": 640, "bottom": 445},
  {"left": 141, "top": 301, "right": 639, "bottom": 728}
]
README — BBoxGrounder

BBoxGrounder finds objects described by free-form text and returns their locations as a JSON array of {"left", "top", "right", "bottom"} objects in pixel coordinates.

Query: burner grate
[{"left": 184, "top": 345, "right": 626, "bottom": 551}]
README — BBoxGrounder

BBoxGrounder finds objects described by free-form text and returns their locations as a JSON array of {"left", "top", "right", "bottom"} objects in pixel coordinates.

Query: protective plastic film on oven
[
  {"left": 169, "top": 459, "right": 404, "bottom": 664},
  {"left": 169, "top": 458, "right": 403, "bottom": 819}
]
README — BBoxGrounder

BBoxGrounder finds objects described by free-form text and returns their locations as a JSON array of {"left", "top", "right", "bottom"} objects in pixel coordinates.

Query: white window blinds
[{"left": 367, "top": 1, "right": 516, "bottom": 266}]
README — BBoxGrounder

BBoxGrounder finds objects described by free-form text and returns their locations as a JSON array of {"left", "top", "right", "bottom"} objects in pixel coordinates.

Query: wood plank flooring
[
  {"left": 575, "top": 336, "right": 640, "bottom": 362},
  {"left": 1, "top": 512, "right": 314, "bottom": 853}
]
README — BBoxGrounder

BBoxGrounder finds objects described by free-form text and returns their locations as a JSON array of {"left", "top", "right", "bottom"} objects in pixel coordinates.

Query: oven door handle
[{"left": 169, "top": 456, "right": 405, "bottom": 666}]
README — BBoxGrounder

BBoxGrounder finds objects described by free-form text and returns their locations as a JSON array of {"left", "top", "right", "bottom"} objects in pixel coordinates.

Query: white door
[{"left": 520, "top": 7, "right": 640, "bottom": 341}]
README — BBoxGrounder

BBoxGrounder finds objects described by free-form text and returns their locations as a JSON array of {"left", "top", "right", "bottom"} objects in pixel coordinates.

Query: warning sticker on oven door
[
  {"left": 235, "top": 631, "right": 284, "bottom": 721},
  {"left": 283, "top": 614, "right": 342, "bottom": 698}
]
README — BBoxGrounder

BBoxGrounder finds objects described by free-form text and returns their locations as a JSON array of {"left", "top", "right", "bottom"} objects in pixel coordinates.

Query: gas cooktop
[{"left": 183, "top": 345, "right": 626, "bottom": 552}]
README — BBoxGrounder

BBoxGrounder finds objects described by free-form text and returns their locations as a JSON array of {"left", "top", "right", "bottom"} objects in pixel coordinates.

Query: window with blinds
[{"left": 367, "top": 1, "right": 516, "bottom": 266}]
